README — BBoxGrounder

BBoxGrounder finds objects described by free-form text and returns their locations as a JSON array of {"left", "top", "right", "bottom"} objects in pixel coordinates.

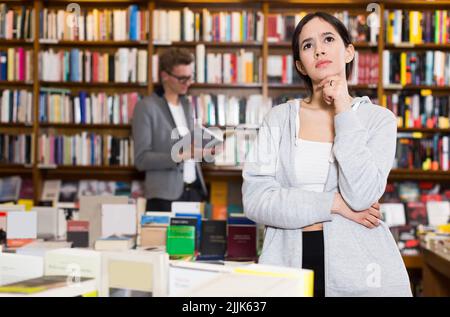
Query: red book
[
  {"left": 231, "top": 54, "right": 237, "bottom": 83},
  {"left": 17, "top": 48, "right": 24, "bottom": 81},
  {"left": 267, "top": 15, "right": 278, "bottom": 41},
  {"left": 226, "top": 224, "right": 257, "bottom": 261},
  {"left": 406, "top": 201, "right": 428, "bottom": 226},
  {"left": 67, "top": 220, "right": 89, "bottom": 248}
]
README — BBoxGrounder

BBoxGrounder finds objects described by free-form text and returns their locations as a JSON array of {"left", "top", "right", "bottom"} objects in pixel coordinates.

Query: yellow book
[
  {"left": 442, "top": 11, "right": 448, "bottom": 45},
  {"left": 54, "top": 94, "right": 60, "bottom": 123},
  {"left": 381, "top": 95, "right": 387, "bottom": 108},
  {"left": 104, "top": 53, "right": 108, "bottom": 83},
  {"left": 233, "top": 265, "right": 314, "bottom": 297},
  {"left": 246, "top": 60, "right": 253, "bottom": 83},
  {"left": 7, "top": 48, "right": 14, "bottom": 80},
  {"left": 438, "top": 116, "right": 449, "bottom": 129},
  {"left": 397, "top": 117, "right": 403, "bottom": 128},
  {"left": 400, "top": 52, "right": 407, "bottom": 86},
  {"left": 409, "top": 11, "right": 423, "bottom": 44},
  {"left": 387, "top": 11, "right": 395, "bottom": 44},
  {"left": 93, "top": 9, "right": 99, "bottom": 41},
  {"left": 210, "top": 181, "right": 228, "bottom": 206},
  {"left": 404, "top": 97, "right": 411, "bottom": 127},
  {"left": 17, "top": 199, "right": 33, "bottom": 211},
  {"left": 405, "top": 109, "right": 410, "bottom": 128}
]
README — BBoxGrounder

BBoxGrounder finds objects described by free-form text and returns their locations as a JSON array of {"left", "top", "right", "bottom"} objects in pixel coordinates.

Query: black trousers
[
  {"left": 302, "top": 230, "right": 325, "bottom": 297},
  {"left": 146, "top": 182, "right": 205, "bottom": 212}
]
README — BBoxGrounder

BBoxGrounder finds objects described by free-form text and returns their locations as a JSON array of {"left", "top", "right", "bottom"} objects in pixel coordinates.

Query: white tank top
[{"left": 294, "top": 138, "right": 333, "bottom": 192}]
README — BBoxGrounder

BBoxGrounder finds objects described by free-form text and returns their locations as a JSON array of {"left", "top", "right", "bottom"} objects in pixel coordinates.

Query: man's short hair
[{"left": 159, "top": 48, "right": 194, "bottom": 75}]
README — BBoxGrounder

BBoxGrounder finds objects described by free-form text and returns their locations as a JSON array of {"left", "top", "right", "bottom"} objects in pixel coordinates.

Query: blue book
[
  {"left": 129, "top": 5, "right": 138, "bottom": 41},
  {"left": 226, "top": 14, "right": 231, "bottom": 42},
  {"left": 79, "top": 91, "right": 86, "bottom": 124},
  {"left": 425, "top": 51, "right": 433, "bottom": 86},
  {"left": 141, "top": 214, "right": 171, "bottom": 225},
  {"left": 90, "top": 133, "right": 95, "bottom": 165},
  {"left": 39, "top": 93, "right": 46, "bottom": 122},
  {"left": 70, "top": 49, "right": 79, "bottom": 82},
  {"left": 243, "top": 12, "right": 247, "bottom": 41},
  {"left": 0, "top": 52, "right": 7, "bottom": 80},
  {"left": 227, "top": 214, "right": 255, "bottom": 225},
  {"left": 64, "top": 51, "right": 70, "bottom": 81}
]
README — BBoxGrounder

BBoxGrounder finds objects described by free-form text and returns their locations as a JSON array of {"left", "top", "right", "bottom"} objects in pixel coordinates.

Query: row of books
[
  {"left": 383, "top": 50, "right": 450, "bottom": 87},
  {"left": 39, "top": 48, "right": 148, "bottom": 83},
  {"left": 384, "top": 93, "right": 450, "bottom": 129},
  {"left": 189, "top": 94, "right": 272, "bottom": 127},
  {"left": 0, "top": 5, "right": 34, "bottom": 40},
  {"left": 0, "top": 241, "right": 312, "bottom": 297},
  {"left": 192, "top": 45, "right": 261, "bottom": 84},
  {"left": 0, "top": 48, "right": 33, "bottom": 82},
  {"left": 38, "top": 90, "right": 141, "bottom": 125},
  {"left": 0, "top": 134, "right": 32, "bottom": 165},
  {"left": 0, "top": 89, "right": 33, "bottom": 124},
  {"left": 40, "top": 6, "right": 149, "bottom": 42},
  {"left": 381, "top": 181, "right": 450, "bottom": 255},
  {"left": 39, "top": 179, "right": 144, "bottom": 206},
  {"left": 153, "top": 9, "right": 264, "bottom": 43},
  {"left": 267, "top": 11, "right": 378, "bottom": 44},
  {"left": 385, "top": 10, "right": 449, "bottom": 45},
  {"left": 395, "top": 133, "right": 449, "bottom": 171},
  {"left": 0, "top": 176, "right": 33, "bottom": 202},
  {"left": 266, "top": 51, "right": 378, "bottom": 86},
  {"left": 38, "top": 133, "right": 134, "bottom": 167}
]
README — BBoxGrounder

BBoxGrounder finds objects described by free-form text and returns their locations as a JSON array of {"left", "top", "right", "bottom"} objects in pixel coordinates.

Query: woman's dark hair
[{"left": 292, "top": 12, "right": 354, "bottom": 97}]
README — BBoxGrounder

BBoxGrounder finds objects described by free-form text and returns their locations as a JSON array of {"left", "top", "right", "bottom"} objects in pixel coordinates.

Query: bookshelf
[{"left": 0, "top": 0, "right": 449, "bottom": 204}]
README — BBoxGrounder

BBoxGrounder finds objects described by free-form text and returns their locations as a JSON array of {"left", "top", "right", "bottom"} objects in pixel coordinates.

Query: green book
[{"left": 166, "top": 225, "right": 195, "bottom": 256}]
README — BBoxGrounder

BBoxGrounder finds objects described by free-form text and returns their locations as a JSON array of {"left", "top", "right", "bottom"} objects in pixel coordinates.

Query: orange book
[{"left": 212, "top": 205, "right": 227, "bottom": 220}]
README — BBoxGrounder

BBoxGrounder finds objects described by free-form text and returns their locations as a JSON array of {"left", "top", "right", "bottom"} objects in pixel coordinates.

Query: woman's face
[{"left": 296, "top": 17, "right": 354, "bottom": 84}]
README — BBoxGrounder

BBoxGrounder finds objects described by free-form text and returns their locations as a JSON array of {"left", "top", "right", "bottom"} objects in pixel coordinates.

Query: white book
[
  {"left": 217, "top": 94, "right": 226, "bottom": 126},
  {"left": 138, "top": 50, "right": 147, "bottom": 83},
  {"left": 183, "top": 7, "right": 194, "bottom": 41},
  {"left": 0, "top": 277, "right": 97, "bottom": 297},
  {"left": 79, "top": 195, "right": 129, "bottom": 247},
  {"left": 202, "top": 9, "right": 212, "bottom": 42},
  {"left": 181, "top": 272, "right": 311, "bottom": 297},
  {"left": 168, "top": 260, "right": 234, "bottom": 296},
  {"left": 33, "top": 207, "right": 66, "bottom": 240},
  {"left": 232, "top": 12, "right": 240, "bottom": 42},
  {"left": 442, "top": 136, "right": 449, "bottom": 171},
  {"left": 171, "top": 202, "right": 203, "bottom": 215},
  {"left": 159, "top": 10, "right": 168, "bottom": 42},
  {"left": 168, "top": 10, "right": 181, "bottom": 42},
  {"left": 6, "top": 211, "right": 37, "bottom": 240},
  {"left": 101, "top": 204, "right": 137, "bottom": 238},
  {"left": 380, "top": 203, "right": 406, "bottom": 227},
  {"left": 195, "top": 44, "right": 205, "bottom": 83},
  {"left": 223, "top": 53, "right": 231, "bottom": 84},
  {"left": 100, "top": 249, "right": 169, "bottom": 297},
  {"left": 152, "top": 54, "right": 159, "bottom": 82},
  {"left": 383, "top": 50, "right": 390, "bottom": 86},
  {"left": 16, "top": 240, "right": 72, "bottom": 258},
  {"left": 426, "top": 201, "right": 450, "bottom": 226},
  {"left": 129, "top": 48, "right": 137, "bottom": 83},
  {"left": 44, "top": 248, "right": 102, "bottom": 292},
  {"left": 0, "top": 253, "right": 43, "bottom": 286}
]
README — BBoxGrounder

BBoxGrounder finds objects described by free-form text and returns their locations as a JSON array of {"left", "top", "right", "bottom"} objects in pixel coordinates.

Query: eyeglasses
[{"left": 167, "top": 71, "right": 193, "bottom": 84}]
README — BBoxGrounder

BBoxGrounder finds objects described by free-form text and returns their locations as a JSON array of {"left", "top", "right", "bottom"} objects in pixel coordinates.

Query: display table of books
[{"left": 421, "top": 231, "right": 450, "bottom": 296}]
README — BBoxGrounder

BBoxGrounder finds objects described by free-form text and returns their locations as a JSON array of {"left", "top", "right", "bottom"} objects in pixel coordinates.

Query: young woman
[{"left": 242, "top": 12, "right": 411, "bottom": 297}]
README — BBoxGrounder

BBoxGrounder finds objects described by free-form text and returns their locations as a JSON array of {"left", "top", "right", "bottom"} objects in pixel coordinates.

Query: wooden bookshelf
[{"left": 0, "top": 0, "right": 449, "bottom": 203}]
